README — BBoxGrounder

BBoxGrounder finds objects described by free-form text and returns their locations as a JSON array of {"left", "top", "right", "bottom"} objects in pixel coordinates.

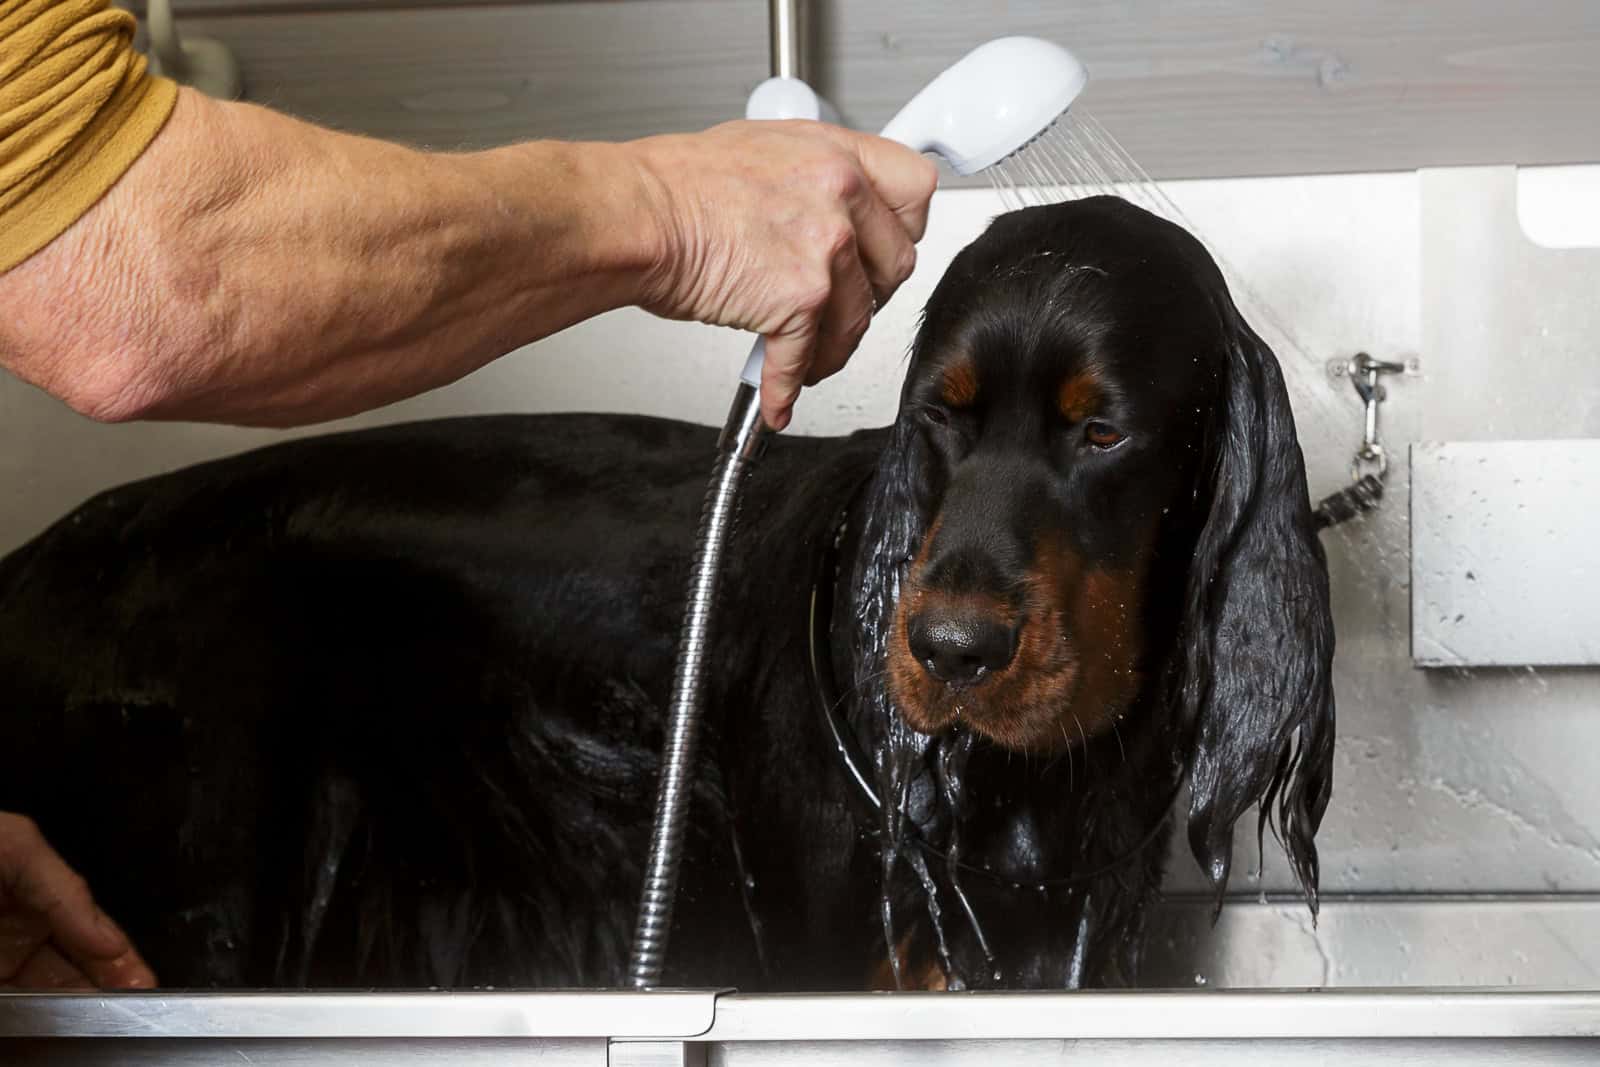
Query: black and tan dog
[{"left": 0, "top": 196, "right": 1333, "bottom": 991}]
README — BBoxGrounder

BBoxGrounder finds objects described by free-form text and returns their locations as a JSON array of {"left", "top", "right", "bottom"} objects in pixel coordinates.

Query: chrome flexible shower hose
[{"left": 627, "top": 382, "right": 766, "bottom": 989}]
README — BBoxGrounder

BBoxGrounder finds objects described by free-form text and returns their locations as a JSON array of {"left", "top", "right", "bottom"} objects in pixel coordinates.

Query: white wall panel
[{"left": 143, "top": 0, "right": 1600, "bottom": 178}]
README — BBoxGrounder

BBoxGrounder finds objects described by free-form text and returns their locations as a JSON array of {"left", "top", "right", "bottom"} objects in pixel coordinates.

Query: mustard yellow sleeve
[{"left": 0, "top": 0, "right": 177, "bottom": 272}]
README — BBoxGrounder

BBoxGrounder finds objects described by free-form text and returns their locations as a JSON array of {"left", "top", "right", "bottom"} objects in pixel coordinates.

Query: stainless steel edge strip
[
  {"left": 701, "top": 990, "right": 1600, "bottom": 1041},
  {"left": 7, "top": 989, "right": 1600, "bottom": 1043},
  {"left": 0, "top": 990, "right": 720, "bottom": 1039}
]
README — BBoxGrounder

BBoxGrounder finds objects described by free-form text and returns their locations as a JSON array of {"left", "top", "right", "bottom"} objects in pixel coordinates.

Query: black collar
[{"left": 807, "top": 507, "right": 1180, "bottom": 892}]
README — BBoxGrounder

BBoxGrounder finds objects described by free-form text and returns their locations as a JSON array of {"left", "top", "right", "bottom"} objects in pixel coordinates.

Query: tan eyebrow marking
[
  {"left": 1058, "top": 369, "right": 1102, "bottom": 423},
  {"left": 940, "top": 359, "right": 979, "bottom": 408}
]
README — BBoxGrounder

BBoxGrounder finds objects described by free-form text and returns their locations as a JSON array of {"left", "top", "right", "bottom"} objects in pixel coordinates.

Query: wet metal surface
[
  {"left": 1411, "top": 441, "right": 1600, "bottom": 667},
  {"left": 1145, "top": 896, "right": 1600, "bottom": 988}
]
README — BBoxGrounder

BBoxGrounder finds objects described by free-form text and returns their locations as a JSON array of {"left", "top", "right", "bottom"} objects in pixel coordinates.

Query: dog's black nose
[{"left": 909, "top": 612, "right": 1018, "bottom": 686}]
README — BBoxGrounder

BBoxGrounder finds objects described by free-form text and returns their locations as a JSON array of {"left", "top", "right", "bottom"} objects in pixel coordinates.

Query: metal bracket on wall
[{"left": 1313, "top": 352, "right": 1417, "bottom": 531}]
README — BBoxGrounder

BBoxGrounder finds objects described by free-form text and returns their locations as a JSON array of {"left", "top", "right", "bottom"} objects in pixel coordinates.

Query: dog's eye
[
  {"left": 920, "top": 405, "right": 952, "bottom": 428},
  {"left": 1084, "top": 420, "right": 1125, "bottom": 449}
]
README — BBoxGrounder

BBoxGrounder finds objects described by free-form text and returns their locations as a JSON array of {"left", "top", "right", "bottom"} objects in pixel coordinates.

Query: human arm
[{"left": 0, "top": 86, "right": 936, "bottom": 430}]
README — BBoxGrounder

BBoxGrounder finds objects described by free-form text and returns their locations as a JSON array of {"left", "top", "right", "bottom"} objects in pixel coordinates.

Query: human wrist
[
  {"left": 611, "top": 134, "right": 695, "bottom": 316},
  {"left": 492, "top": 138, "right": 678, "bottom": 315},
  {"left": 564, "top": 139, "right": 676, "bottom": 309}
]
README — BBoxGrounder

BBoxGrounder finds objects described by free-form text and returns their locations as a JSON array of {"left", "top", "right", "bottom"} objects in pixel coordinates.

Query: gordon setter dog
[{"left": 0, "top": 196, "right": 1334, "bottom": 991}]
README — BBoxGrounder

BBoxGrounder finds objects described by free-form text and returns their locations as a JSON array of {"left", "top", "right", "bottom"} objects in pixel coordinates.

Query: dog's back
[{"left": 0, "top": 412, "right": 882, "bottom": 988}]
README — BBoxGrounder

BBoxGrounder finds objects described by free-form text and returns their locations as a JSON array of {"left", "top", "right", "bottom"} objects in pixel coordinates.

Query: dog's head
[{"left": 868, "top": 196, "right": 1334, "bottom": 904}]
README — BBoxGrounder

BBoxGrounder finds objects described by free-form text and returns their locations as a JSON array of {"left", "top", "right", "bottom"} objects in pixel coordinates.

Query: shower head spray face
[
  {"left": 879, "top": 36, "right": 1089, "bottom": 176},
  {"left": 736, "top": 36, "right": 1088, "bottom": 389}
]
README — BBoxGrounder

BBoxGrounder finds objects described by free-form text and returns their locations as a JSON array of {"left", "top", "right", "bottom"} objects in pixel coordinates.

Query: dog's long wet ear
[
  {"left": 847, "top": 411, "right": 933, "bottom": 673},
  {"left": 1181, "top": 316, "right": 1336, "bottom": 915}
]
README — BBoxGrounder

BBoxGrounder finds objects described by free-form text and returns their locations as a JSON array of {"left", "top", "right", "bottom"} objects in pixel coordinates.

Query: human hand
[
  {"left": 0, "top": 812, "right": 156, "bottom": 989},
  {"left": 627, "top": 120, "right": 939, "bottom": 431}
]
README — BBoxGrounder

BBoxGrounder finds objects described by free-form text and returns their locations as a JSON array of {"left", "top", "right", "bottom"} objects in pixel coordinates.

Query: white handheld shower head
[
  {"left": 880, "top": 36, "right": 1088, "bottom": 175},
  {"left": 737, "top": 35, "right": 1089, "bottom": 388}
]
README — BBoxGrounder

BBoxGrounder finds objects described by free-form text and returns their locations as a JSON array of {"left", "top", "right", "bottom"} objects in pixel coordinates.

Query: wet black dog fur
[{"left": 0, "top": 197, "right": 1334, "bottom": 990}]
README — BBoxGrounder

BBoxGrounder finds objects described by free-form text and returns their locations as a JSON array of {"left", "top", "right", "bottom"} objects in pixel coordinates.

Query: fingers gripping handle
[{"left": 740, "top": 75, "right": 890, "bottom": 401}]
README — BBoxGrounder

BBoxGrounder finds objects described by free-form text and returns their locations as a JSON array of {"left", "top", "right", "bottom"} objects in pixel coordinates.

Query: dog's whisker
[
  {"left": 1110, "top": 716, "right": 1129, "bottom": 766},
  {"left": 1057, "top": 721, "right": 1075, "bottom": 791},
  {"left": 1072, "top": 713, "right": 1092, "bottom": 786},
  {"left": 832, "top": 667, "right": 892, "bottom": 716}
]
